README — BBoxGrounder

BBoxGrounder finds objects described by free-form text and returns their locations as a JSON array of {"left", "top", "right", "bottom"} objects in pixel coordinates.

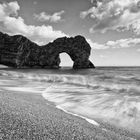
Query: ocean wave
[
  {"left": 0, "top": 70, "right": 140, "bottom": 94},
  {"left": 41, "top": 83, "right": 140, "bottom": 132},
  {"left": 1, "top": 69, "right": 140, "bottom": 132}
]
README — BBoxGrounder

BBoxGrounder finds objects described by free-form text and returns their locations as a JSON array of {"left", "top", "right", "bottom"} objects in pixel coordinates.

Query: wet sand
[{"left": 0, "top": 90, "right": 139, "bottom": 140}]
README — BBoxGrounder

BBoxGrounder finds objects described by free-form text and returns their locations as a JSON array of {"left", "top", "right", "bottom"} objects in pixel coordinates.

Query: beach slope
[{"left": 0, "top": 90, "right": 138, "bottom": 140}]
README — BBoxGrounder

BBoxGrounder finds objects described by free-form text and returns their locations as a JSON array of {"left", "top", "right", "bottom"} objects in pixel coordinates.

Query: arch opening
[{"left": 59, "top": 53, "right": 74, "bottom": 68}]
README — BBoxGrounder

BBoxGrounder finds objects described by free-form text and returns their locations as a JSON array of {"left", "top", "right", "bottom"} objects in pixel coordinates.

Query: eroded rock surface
[{"left": 0, "top": 32, "right": 95, "bottom": 69}]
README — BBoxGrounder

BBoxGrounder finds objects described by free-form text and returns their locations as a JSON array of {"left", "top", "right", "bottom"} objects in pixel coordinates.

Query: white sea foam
[
  {"left": 42, "top": 85, "right": 100, "bottom": 126},
  {"left": 41, "top": 82, "right": 140, "bottom": 132},
  {"left": 2, "top": 87, "right": 42, "bottom": 93},
  {"left": 1, "top": 68, "right": 140, "bottom": 133},
  {"left": 56, "top": 105, "right": 99, "bottom": 126}
]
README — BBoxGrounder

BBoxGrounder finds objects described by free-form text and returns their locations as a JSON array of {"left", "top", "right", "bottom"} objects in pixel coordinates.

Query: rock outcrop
[{"left": 0, "top": 32, "right": 95, "bottom": 69}]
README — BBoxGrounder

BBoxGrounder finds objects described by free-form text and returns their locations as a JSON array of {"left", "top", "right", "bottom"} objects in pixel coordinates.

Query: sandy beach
[{"left": 0, "top": 90, "right": 139, "bottom": 140}]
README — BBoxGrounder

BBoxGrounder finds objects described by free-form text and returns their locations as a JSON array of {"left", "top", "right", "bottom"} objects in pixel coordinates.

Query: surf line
[{"left": 42, "top": 83, "right": 100, "bottom": 127}]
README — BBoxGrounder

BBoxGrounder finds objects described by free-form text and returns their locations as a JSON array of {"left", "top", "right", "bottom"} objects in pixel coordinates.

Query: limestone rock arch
[{"left": 0, "top": 32, "right": 95, "bottom": 69}]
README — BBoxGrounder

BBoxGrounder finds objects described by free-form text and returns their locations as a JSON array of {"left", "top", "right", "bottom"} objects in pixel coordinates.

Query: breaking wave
[
  {"left": 1, "top": 69, "right": 140, "bottom": 91},
  {"left": 0, "top": 67, "right": 140, "bottom": 132}
]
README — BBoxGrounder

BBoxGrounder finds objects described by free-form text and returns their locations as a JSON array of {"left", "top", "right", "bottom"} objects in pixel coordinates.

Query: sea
[{"left": 0, "top": 66, "right": 140, "bottom": 133}]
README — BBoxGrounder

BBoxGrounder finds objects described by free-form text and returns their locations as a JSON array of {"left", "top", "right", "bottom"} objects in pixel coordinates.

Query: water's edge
[
  {"left": 42, "top": 85, "right": 100, "bottom": 126},
  {"left": 1, "top": 68, "right": 140, "bottom": 137}
]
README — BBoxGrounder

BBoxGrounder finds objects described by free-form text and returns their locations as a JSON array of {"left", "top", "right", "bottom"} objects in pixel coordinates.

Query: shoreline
[
  {"left": 42, "top": 91, "right": 140, "bottom": 140},
  {"left": 41, "top": 83, "right": 140, "bottom": 138},
  {"left": 0, "top": 89, "right": 139, "bottom": 139},
  {"left": 0, "top": 68, "right": 140, "bottom": 139},
  {"left": 55, "top": 105, "right": 140, "bottom": 139},
  {"left": 56, "top": 105, "right": 99, "bottom": 126},
  {"left": 41, "top": 85, "right": 100, "bottom": 126}
]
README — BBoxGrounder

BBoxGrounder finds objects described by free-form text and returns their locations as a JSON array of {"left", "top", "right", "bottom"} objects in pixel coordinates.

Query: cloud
[
  {"left": 80, "top": 0, "right": 140, "bottom": 34},
  {"left": 137, "top": 48, "right": 140, "bottom": 52},
  {"left": 87, "top": 38, "right": 140, "bottom": 50},
  {"left": 0, "top": 1, "right": 20, "bottom": 19},
  {"left": 106, "top": 38, "right": 140, "bottom": 48},
  {"left": 34, "top": 11, "right": 65, "bottom": 23},
  {"left": 86, "top": 39, "right": 109, "bottom": 49},
  {"left": 0, "top": 1, "right": 67, "bottom": 45}
]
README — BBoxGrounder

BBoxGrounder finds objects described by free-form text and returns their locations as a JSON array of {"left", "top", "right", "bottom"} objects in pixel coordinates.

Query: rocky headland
[{"left": 0, "top": 32, "right": 95, "bottom": 69}]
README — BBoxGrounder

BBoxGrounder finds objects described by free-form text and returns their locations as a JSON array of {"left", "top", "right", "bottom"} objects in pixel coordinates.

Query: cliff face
[{"left": 0, "top": 32, "right": 95, "bottom": 69}]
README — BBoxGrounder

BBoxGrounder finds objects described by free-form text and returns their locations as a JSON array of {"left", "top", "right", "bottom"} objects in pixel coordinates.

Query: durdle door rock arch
[{"left": 0, "top": 32, "right": 95, "bottom": 69}]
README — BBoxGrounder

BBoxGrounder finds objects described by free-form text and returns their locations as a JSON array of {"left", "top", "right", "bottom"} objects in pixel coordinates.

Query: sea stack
[{"left": 0, "top": 32, "right": 95, "bottom": 69}]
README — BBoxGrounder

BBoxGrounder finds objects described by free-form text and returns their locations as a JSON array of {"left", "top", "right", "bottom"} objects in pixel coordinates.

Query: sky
[{"left": 0, "top": 0, "right": 140, "bottom": 66}]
